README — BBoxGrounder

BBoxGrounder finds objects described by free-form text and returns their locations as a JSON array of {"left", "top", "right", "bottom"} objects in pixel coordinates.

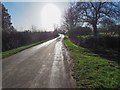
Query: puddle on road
[{"left": 49, "top": 35, "right": 69, "bottom": 88}]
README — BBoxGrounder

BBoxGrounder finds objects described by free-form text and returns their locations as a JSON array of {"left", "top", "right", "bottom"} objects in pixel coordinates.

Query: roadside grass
[
  {"left": 76, "top": 35, "right": 119, "bottom": 63},
  {"left": 64, "top": 36, "right": 120, "bottom": 88},
  {"left": 1, "top": 40, "right": 47, "bottom": 59}
]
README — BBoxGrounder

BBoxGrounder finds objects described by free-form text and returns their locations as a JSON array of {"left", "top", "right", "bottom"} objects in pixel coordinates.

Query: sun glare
[{"left": 41, "top": 4, "right": 62, "bottom": 31}]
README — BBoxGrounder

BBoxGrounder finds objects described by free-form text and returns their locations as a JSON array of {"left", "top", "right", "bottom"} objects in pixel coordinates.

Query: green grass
[
  {"left": 64, "top": 36, "right": 120, "bottom": 88},
  {"left": 99, "top": 32, "right": 119, "bottom": 37},
  {"left": 1, "top": 40, "right": 47, "bottom": 59},
  {"left": 77, "top": 35, "right": 93, "bottom": 39}
]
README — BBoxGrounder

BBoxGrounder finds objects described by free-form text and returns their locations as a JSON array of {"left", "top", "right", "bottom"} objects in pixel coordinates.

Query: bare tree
[
  {"left": 75, "top": 2, "right": 120, "bottom": 36},
  {"left": 63, "top": 3, "right": 80, "bottom": 35},
  {"left": 30, "top": 25, "right": 38, "bottom": 32}
]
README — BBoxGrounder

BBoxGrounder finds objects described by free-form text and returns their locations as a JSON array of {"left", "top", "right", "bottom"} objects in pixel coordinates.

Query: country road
[{"left": 2, "top": 34, "right": 75, "bottom": 88}]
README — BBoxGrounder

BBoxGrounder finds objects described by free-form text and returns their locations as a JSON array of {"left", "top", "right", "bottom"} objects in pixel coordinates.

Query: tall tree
[
  {"left": 0, "top": 3, "right": 2, "bottom": 30},
  {"left": 63, "top": 3, "right": 80, "bottom": 36},
  {"left": 76, "top": 2, "right": 120, "bottom": 36},
  {"left": 1, "top": 3, "right": 14, "bottom": 32}
]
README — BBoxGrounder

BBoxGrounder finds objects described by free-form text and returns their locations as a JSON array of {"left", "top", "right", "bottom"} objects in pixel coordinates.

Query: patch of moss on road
[{"left": 64, "top": 36, "right": 120, "bottom": 88}]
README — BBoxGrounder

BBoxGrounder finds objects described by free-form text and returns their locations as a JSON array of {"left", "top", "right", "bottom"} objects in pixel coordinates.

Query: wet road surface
[{"left": 2, "top": 34, "right": 75, "bottom": 88}]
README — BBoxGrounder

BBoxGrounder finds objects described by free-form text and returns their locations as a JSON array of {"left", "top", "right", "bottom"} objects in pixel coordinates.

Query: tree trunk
[{"left": 93, "top": 24, "right": 98, "bottom": 37}]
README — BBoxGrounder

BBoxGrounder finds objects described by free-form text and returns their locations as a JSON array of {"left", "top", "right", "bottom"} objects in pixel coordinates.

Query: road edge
[{"left": 62, "top": 40, "right": 76, "bottom": 88}]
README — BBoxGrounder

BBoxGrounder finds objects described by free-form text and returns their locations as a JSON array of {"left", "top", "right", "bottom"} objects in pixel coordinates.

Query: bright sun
[{"left": 41, "top": 4, "right": 62, "bottom": 31}]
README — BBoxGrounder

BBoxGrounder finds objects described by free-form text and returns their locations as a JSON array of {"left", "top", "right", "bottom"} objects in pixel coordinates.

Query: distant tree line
[{"left": 1, "top": 3, "right": 58, "bottom": 52}]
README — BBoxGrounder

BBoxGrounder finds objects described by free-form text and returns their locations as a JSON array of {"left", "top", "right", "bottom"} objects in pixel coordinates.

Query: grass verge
[
  {"left": 1, "top": 40, "right": 47, "bottom": 59},
  {"left": 64, "top": 36, "right": 120, "bottom": 88}
]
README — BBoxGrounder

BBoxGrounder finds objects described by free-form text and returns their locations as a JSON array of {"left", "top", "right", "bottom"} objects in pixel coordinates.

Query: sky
[
  {"left": 2, "top": 0, "right": 120, "bottom": 31},
  {"left": 3, "top": 2, "right": 69, "bottom": 31}
]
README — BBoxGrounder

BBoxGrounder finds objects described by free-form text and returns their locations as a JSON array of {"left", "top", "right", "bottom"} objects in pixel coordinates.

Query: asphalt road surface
[{"left": 2, "top": 34, "right": 75, "bottom": 88}]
